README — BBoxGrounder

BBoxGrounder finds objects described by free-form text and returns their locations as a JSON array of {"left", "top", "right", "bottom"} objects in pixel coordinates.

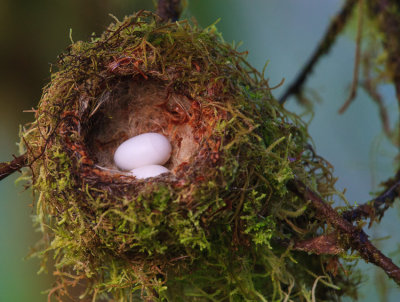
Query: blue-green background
[{"left": 0, "top": 1, "right": 398, "bottom": 301}]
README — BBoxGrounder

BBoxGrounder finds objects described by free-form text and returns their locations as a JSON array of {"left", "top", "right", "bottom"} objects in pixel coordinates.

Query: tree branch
[
  {"left": 0, "top": 153, "right": 28, "bottom": 181},
  {"left": 157, "top": 0, "right": 181, "bottom": 22},
  {"left": 279, "top": 0, "right": 358, "bottom": 104},
  {"left": 288, "top": 178, "right": 400, "bottom": 285},
  {"left": 342, "top": 174, "right": 400, "bottom": 222}
]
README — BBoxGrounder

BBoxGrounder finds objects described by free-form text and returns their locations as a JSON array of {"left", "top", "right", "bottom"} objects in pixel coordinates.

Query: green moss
[{"left": 19, "top": 11, "right": 358, "bottom": 301}]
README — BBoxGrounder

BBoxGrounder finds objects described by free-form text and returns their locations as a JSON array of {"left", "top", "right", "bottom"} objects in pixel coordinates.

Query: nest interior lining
[{"left": 85, "top": 79, "right": 200, "bottom": 172}]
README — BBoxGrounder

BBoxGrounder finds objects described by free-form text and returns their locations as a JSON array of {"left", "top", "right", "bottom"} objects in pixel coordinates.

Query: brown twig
[
  {"left": 342, "top": 175, "right": 400, "bottom": 222},
  {"left": 279, "top": 0, "right": 358, "bottom": 104},
  {"left": 338, "top": 0, "right": 364, "bottom": 114},
  {"left": 157, "top": 0, "right": 181, "bottom": 22},
  {"left": 0, "top": 153, "right": 28, "bottom": 181},
  {"left": 288, "top": 178, "right": 400, "bottom": 285},
  {"left": 0, "top": 104, "right": 68, "bottom": 183}
]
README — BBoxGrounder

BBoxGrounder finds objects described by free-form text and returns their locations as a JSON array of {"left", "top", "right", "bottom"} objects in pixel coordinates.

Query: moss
[{"left": 20, "top": 11, "right": 358, "bottom": 301}]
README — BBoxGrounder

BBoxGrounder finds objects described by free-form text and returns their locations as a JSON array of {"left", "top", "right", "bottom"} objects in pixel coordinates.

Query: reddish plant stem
[
  {"left": 289, "top": 178, "right": 400, "bottom": 285},
  {"left": 0, "top": 153, "right": 28, "bottom": 181},
  {"left": 157, "top": 0, "right": 181, "bottom": 22},
  {"left": 279, "top": 0, "right": 358, "bottom": 104}
]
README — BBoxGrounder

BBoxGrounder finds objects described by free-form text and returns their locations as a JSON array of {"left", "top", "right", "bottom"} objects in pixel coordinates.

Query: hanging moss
[{"left": 20, "top": 11, "right": 359, "bottom": 301}]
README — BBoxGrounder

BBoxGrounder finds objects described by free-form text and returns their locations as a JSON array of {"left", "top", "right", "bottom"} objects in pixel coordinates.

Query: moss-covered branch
[{"left": 289, "top": 178, "right": 400, "bottom": 286}]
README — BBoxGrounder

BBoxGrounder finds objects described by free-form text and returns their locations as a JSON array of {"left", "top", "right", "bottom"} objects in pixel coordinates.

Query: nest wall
[{"left": 20, "top": 12, "right": 358, "bottom": 301}]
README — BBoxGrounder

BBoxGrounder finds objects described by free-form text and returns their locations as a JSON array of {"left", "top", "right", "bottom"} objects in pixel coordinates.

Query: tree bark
[{"left": 0, "top": 153, "right": 28, "bottom": 181}]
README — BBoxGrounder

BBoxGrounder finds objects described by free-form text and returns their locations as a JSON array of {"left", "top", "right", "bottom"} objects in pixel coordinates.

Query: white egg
[
  {"left": 131, "top": 165, "right": 170, "bottom": 179},
  {"left": 114, "top": 133, "right": 172, "bottom": 171}
]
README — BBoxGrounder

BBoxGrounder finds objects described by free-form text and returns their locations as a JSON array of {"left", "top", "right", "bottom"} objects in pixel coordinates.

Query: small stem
[
  {"left": 157, "top": 0, "right": 181, "bottom": 22},
  {"left": 338, "top": 0, "right": 364, "bottom": 114},
  {"left": 362, "top": 51, "right": 392, "bottom": 138},
  {"left": 0, "top": 153, "right": 28, "bottom": 181},
  {"left": 279, "top": 0, "right": 358, "bottom": 104}
]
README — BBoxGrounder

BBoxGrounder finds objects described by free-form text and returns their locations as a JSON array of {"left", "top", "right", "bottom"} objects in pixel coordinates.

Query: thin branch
[
  {"left": 288, "top": 178, "right": 400, "bottom": 285},
  {"left": 361, "top": 50, "right": 392, "bottom": 137},
  {"left": 0, "top": 153, "right": 28, "bottom": 181},
  {"left": 279, "top": 0, "right": 358, "bottom": 104},
  {"left": 342, "top": 175, "right": 400, "bottom": 222},
  {"left": 338, "top": 0, "right": 364, "bottom": 114},
  {"left": 157, "top": 0, "right": 181, "bottom": 22},
  {"left": 362, "top": 81, "right": 392, "bottom": 137}
]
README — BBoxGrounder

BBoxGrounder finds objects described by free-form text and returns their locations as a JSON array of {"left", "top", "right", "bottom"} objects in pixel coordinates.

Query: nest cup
[
  {"left": 86, "top": 79, "right": 207, "bottom": 174},
  {"left": 20, "top": 12, "right": 358, "bottom": 301}
]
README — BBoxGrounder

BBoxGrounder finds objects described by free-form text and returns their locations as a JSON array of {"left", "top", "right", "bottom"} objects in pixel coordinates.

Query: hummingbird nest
[{"left": 20, "top": 11, "right": 358, "bottom": 302}]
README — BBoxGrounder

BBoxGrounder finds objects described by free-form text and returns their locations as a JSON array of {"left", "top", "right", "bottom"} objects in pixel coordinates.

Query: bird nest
[{"left": 19, "top": 11, "right": 358, "bottom": 302}]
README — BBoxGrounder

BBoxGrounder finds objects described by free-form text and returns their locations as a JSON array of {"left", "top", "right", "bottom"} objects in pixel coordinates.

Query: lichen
[{"left": 20, "top": 11, "right": 359, "bottom": 301}]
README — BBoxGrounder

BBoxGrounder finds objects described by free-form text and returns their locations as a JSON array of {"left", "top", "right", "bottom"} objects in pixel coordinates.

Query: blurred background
[{"left": 0, "top": 0, "right": 399, "bottom": 301}]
